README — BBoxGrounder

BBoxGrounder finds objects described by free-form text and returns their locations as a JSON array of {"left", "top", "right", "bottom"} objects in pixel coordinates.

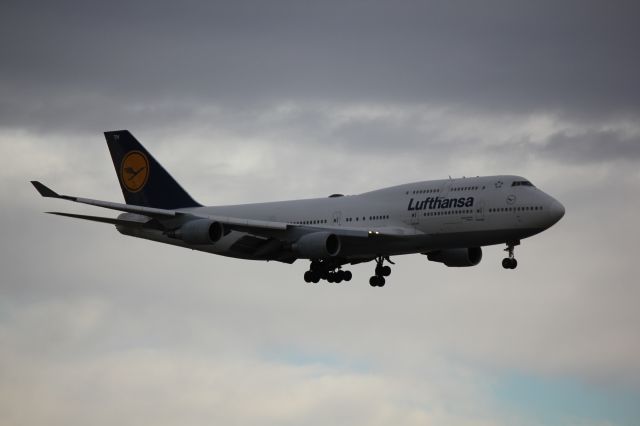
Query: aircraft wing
[
  {"left": 44, "top": 212, "right": 164, "bottom": 229},
  {"left": 31, "top": 181, "right": 180, "bottom": 219},
  {"left": 32, "top": 181, "right": 420, "bottom": 239},
  {"left": 32, "top": 181, "right": 288, "bottom": 233}
]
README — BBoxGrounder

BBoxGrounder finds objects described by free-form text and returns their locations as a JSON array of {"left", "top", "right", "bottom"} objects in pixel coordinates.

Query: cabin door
[
  {"left": 332, "top": 211, "right": 343, "bottom": 226},
  {"left": 475, "top": 200, "right": 485, "bottom": 221}
]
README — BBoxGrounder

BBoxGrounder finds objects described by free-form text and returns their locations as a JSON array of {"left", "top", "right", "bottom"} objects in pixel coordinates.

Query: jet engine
[
  {"left": 426, "top": 247, "right": 482, "bottom": 267},
  {"left": 293, "top": 232, "right": 341, "bottom": 259},
  {"left": 174, "top": 219, "right": 224, "bottom": 244}
]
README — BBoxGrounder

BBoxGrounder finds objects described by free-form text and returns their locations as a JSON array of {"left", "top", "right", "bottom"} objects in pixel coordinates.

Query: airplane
[{"left": 32, "top": 130, "right": 565, "bottom": 287}]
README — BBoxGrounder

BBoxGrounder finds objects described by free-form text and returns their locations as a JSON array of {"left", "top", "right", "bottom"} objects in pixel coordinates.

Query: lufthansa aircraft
[{"left": 32, "top": 130, "right": 565, "bottom": 287}]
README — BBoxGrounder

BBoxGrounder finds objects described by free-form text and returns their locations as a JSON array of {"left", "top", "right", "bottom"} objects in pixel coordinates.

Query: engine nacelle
[
  {"left": 174, "top": 219, "right": 224, "bottom": 244},
  {"left": 292, "top": 232, "right": 341, "bottom": 259},
  {"left": 426, "top": 247, "right": 482, "bottom": 267}
]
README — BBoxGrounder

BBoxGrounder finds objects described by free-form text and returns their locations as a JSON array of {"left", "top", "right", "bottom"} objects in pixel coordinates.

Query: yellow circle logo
[{"left": 120, "top": 151, "right": 149, "bottom": 192}]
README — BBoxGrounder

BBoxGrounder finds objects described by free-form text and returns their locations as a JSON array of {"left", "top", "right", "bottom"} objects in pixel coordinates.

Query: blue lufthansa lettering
[
  {"left": 407, "top": 196, "right": 474, "bottom": 210},
  {"left": 407, "top": 198, "right": 416, "bottom": 210}
]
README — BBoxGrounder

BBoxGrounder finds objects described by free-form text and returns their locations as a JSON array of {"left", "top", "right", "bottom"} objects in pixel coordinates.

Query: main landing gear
[
  {"left": 303, "top": 257, "right": 394, "bottom": 286},
  {"left": 502, "top": 241, "right": 519, "bottom": 269},
  {"left": 303, "top": 260, "right": 352, "bottom": 284},
  {"left": 369, "top": 256, "right": 393, "bottom": 287}
]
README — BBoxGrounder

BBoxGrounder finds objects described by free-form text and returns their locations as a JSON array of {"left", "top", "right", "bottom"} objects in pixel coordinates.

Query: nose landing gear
[{"left": 502, "top": 241, "right": 519, "bottom": 269}]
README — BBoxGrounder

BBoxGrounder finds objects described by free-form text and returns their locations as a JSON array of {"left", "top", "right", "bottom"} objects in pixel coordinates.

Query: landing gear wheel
[
  {"left": 306, "top": 260, "right": 354, "bottom": 284},
  {"left": 372, "top": 256, "right": 393, "bottom": 286},
  {"left": 502, "top": 241, "right": 520, "bottom": 270},
  {"left": 502, "top": 257, "right": 518, "bottom": 269},
  {"left": 369, "top": 276, "right": 385, "bottom": 287}
]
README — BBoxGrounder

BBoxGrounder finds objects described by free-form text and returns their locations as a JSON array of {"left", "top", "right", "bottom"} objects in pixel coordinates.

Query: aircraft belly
[
  {"left": 340, "top": 226, "right": 547, "bottom": 257},
  {"left": 118, "top": 222, "right": 546, "bottom": 262}
]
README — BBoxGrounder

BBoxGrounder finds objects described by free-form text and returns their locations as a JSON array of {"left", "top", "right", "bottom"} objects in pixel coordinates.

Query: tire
[
  {"left": 510, "top": 258, "right": 518, "bottom": 269},
  {"left": 502, "top": 258, "right": 511, "bottom": 269},
  {"left": 304, "top": 271, "right": 312, "bottom": 283},
  {"left": 369, "top": 276, "right": 378, "bottom": 287},
  {"left": 381, "top": 265, "right": 391, "bottom": 276},
  {"left": 344, "top": 271, "right": 352, "bottom": 281}
]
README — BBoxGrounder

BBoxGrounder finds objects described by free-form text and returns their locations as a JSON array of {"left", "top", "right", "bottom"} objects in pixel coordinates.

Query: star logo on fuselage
[
  {"left": 495, "top": 181, "right": 503, "bottom": 188},
  {"left": 120, "top": 151, "right": 149, "bottom": 192}
]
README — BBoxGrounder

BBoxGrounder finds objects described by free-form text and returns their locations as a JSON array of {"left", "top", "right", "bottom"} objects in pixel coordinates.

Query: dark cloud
[
  {"left": 1, "top": 0, "right": 639, "bottom": 134},
  {"left": 483, "top": 127, "right": 640, "bottom": 167},
  {"left": 539, "top": 130, "right": 640, "bottom": 164}
]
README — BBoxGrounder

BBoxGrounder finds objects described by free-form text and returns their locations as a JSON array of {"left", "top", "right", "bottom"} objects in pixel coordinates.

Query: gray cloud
[
  {"left": 2, "top": 1, "right": 640, "bottom": 424},
  {"left": 4, "top": 126, "right": 640, "bottom": 424}
]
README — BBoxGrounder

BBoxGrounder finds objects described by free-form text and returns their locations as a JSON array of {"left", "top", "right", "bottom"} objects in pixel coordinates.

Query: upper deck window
[{"left": 511, "top": 180, "right": 534, "bottom": 187}]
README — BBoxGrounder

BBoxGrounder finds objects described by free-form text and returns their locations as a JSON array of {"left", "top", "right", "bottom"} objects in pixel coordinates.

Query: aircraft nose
[{"left": 547, "top": 198, "right": 565, "bottom": 225}]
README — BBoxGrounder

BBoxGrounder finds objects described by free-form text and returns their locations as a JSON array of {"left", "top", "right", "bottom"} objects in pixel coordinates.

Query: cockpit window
[{"left": 511, "top": 180, "right": 534, "bottom": 187}]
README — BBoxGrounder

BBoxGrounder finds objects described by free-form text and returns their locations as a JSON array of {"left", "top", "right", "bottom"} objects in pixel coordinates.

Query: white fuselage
[{"left": 118, "top": 175, "right": 565, "bottom": 262}]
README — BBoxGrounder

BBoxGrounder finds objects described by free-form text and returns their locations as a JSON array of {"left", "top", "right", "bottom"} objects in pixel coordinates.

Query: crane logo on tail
[{"left": 120, "top": 151, "right": 149, "bottom": 192}]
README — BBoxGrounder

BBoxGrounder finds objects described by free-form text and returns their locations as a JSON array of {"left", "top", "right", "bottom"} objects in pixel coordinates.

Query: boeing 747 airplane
[{"left": 32, "top": 130, "right": 565, "bottom": 287}]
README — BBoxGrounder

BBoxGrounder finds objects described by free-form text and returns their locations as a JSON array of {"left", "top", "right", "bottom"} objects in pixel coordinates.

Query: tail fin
[{"left": 104, "top": 130, "right": 201, "bottom": 209}]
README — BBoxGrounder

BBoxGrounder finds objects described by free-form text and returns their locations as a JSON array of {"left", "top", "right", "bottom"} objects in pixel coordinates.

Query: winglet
[{"left": 31, "top": 181, "right": 61, "bottom": 198}]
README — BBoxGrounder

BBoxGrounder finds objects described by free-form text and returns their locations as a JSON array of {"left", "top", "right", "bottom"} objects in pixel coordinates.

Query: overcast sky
[{"left": 2, "top": 1, "right": 640, "bottom": 425}]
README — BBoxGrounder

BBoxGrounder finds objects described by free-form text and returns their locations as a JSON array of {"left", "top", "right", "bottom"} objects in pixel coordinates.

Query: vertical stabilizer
[{"left": 104, "top": 130, "right": 201, "bottom": 209}]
